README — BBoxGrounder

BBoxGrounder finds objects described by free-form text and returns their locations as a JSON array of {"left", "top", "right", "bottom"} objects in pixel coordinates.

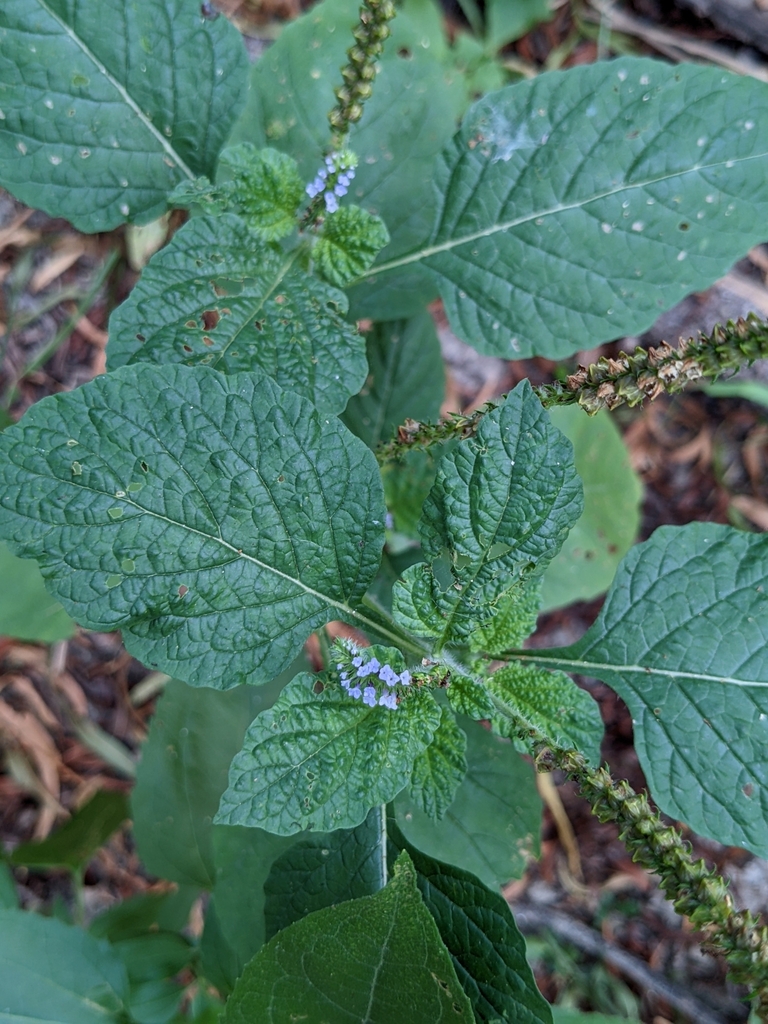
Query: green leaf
[
  {"left": 552, "top": 1013, "right": 640, "bottom": 1024},
  {"left": 485, "top": 0, "right": 551, "bottom": 52},
  {"left": 369, "top": 58, "right": 768, "bottom": 358},
  {"left": 470, "top": 578, "right": 541, "bottom": 656},
  {"left": 264, "top": 806, "right": 386, "bottom": 938},
  {"left": 706, "top": 379, "right": 768, "bottom": 407},
  {"left": 314, "top": 206, "right": 390, "bottom": 288},
  {"left": 107, "top": 214, "right": 367, "bottom": 415},
  {"left": 393, "top": 381, "right": 582, "bottom": 646},
  {"left": 89, "top": 888, "right": 198, "bottom": 943},
  {"left": 409, "top": 707, "right": 468, "bottom": 819},
  {"left": 0, "top": 0, "right": 248, "bottom": 232},
  {"left": 540, "top": 407, "right": 642, "bottom": 611},
  {"left": 389, "top": 822, "right": 553, "bottom": 1024},
  {"left": 0, "top": 540, "right": 74, "bottom": 642},
  {"left": 382, "top": 450, "right": 439, "bottom": 554},
  {"left": 222, "top": 853, "right": 474, "bottom": 1024},
  {"left": 218, "top": 145, "right": 304, "bottom": 241},
  {"left": 229, "top": 0, "right": 466, "bottom": 320},
  {"left": 523, "top": 523, "right": 768, "bottom": 854},
  {"left": 132, "top": 674, "right": 288, "bottom": 888},
  {"left": 451, "top": 34, "right": 507, "bottom": 100},
  {"left": 395, "top": 718, "right": 541, "bottom": 888},
  {"left": 111, "top": 932, "right": 193, "bottom": 1024},
  {"left": 201, "top": 824, "right": 298, "bottom": 995},
  {"left": 10, "top": 789, "right": 128, "bottom": 871},
  {"left": 446, "top": 673, "right": 496, "bottom": 720},
  {"left": 343, "top": 313, "right": 445, "bottom": 450},
  {"left": 487, "top": 663, "right": 604, "bottom": 766},
  {"left": 0, "top": 364, "right": 386, "bottom": 688},
  {"left": 0, "top": 864, "right": 17, "bottom": 910},
  {"left": 217, "top": 672, "right": 441, "bottom": 834},
  {"left": 0, "top": 909, "right": 129, "bottom": 1023}
]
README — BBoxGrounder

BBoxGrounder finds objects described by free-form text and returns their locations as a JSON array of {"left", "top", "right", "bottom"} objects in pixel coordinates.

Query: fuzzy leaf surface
[
  {"left": 389, "top": 822, "right": 553, "bottom": 1024},
  {"left": 217, "top": 674, "right": 441, "bottom": 834},
  {"left": 218, "top": 144, "right": 304, "bottom": 241},
  {"left": 395, "top": 719, "right": 541, "bottom": 887},
  {"left": 408, "top": 707, "right": 468, "bottom": 819},
  {"left": 487, "top": 663, "right": 604, "bottom": 766},
  {"left": 0, "top": 0, "right": 247, "bottom": 231},
  {"left": 343, "top": 313, "right": 445, "bottom": 450},
  {"left": 526, "top": 523, "right": 768, "bottom": 854},
  {"left": 0, "top": 910, "right": 129, "bottom": 1023},
  {"left": 314, "top": 206, "right": 390, "bottom": 288},
  {"left": 230, "top": 0, "right": 466, "bottom": 319},
  {"left": 371, "top": 58, "right": 768, "bottom": 358},
  {"left": 222, "top": 855, "right": 474, "bottom": 1024},
  {"left": 393, "top": 381, "right": 582, "bottom": 646},
  {"left": 108, "top": 214, "right": 367, "bottom": 414},
  {"left": 264, "top": 807, "right": 385, "bottom": 938},
  {"left": 0, "top": 364, "right": 385, "bottom": 688}
]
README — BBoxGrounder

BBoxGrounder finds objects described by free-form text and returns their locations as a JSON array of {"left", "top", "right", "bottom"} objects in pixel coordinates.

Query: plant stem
[
  {"left": 543, "top": 744, "right": 768, "bottom": 1015},
  {"left": 376, "top": 313, "right": 768, "bottom": 462},
  {"left": 328, "top": 0, "right": 399, "bottom": 150},
  {"left": 303, "top": 0, "right": 398, "bottom": 228},
  {"left": 436, "top": 659, "right": 768, "bottom": 1008},
  {"left": 538, "top": 312, "right": 768, "bottom": 414}
]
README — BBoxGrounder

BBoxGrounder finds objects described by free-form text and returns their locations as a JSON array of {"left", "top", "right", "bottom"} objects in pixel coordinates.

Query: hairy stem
[
  {"left": 539, "top": 312, "right": 768, "bottom": 414},
  {"left": 539, "top": 744, "right": 768, "bottom": 1016},
  {"left": 328, "top": 0, "right": 398, "bottom": 149},
  {"left": 376, "top": 313, "right": 768, "bottom": 462},
  {"left": 302, "top": 0, "right": 398, "bottom": 227},
  {"left": 455, "top": 677, "right": 768, "bottom": 1010}
]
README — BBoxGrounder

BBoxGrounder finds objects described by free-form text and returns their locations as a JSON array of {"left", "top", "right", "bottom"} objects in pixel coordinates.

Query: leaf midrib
[
  {"left": 34, "top": 0, "right": 195, "bottom": 179},
  {"left": 511, "top": 651, "right": 768, "bottom": 689},
  {"left": 208, "top": 249, "right": 301, "bottom": 370},
  {"left": 114, "top": 493, "right": 410, "bottom": 649},
  {"left": 355, "top": 150, "right": 768, "bottom": 280}
]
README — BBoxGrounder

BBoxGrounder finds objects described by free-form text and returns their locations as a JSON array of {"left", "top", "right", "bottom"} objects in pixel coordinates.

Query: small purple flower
[
  {"left": 368, "top": 658, "right": 381, "bottom": 674},
  {"left": 324, "top": 191, "right": 339, "bottom": 213},
  {"left": 363, "top": 686, "right": 377, "bottom": 707},
  {"left": 379, "top": 691, "right": 398, "bottom": 710},
  {"left": 378, "top": 664, "right": 399, "bottom": 687},
  {"left": 352, "top": 656, "right": 363, "bottom": 668},
  {"left": 336, "top": 663, "right": 344, "bottom": 670},
  {"left": 333, "top": 183, "right": 348, "bottom": 197},
  {"left": 337, "top": 173, "right": 350, "bottom": 188},
  {"left": 399, "top": 670, "right": 412, "bottom": 686},
  {"left": 349, "top": 685, "right": 362, "bottom": 699}
]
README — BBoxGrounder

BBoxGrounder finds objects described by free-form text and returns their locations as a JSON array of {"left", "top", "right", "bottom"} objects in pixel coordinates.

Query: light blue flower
[
  {"left": 363, "top": 686, "right": 377, "bottom": 707},
  {"left": 324, "top": 191, "right": 339, "bottom": 213},
  {"left": 379, "top": 691, "right": 398, "bottom": 710},
  {"left": 378, "top": 664, "right": 399, "bottom": 686},
  {"left": 399, "top": 670, "right": 412, "bottom": 686},
  {"left": 349, "top": 685, "right": 362, "bottom": 699}
]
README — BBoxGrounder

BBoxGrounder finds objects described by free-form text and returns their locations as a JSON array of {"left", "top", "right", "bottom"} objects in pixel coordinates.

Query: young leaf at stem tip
[
  {"left": 314, "top": 204, "right": 390, "bottom": 287},
  {"left": 215, "top": 672, "right": 441, "bottom": 835},
  {"left": 393, "top": 381, "right": 582, "bottom": 648}
]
